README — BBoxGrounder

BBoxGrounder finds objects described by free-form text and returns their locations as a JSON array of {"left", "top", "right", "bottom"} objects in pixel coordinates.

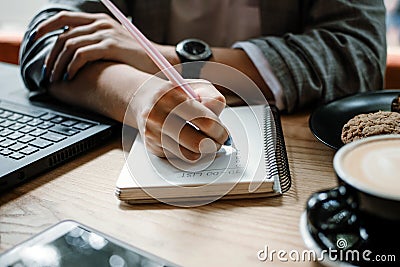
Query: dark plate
[{"left": 309, "top": 89, "right": 400, "bottom": 150}]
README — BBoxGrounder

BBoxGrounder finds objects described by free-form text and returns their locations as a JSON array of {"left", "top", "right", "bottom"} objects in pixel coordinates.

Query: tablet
[{"left": 0, "top": 220, "right": 179, "bottom": 267}]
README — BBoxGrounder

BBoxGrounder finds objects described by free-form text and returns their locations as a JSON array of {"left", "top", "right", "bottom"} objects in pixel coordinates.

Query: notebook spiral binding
[{"left": 263, "top": 105, "right": 291, "bottom": 193}]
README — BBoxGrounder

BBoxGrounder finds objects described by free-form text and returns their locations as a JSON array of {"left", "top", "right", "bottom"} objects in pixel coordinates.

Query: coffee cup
[{"left": 305, "top": 134, "right": 400, "bottom": 265}]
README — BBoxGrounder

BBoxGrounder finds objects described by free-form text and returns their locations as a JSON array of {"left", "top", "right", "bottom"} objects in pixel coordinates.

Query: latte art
[{"left": 341, "top": 138, "right": 400, "bottom": 197}]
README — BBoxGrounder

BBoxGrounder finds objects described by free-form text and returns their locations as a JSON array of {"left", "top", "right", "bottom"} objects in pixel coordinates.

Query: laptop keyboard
[{"left": 0, "top": 107, "right": 95, "bottom": 161}]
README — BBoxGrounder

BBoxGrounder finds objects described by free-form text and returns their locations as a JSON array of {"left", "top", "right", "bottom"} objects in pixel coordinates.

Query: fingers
[
  {"left": 45, "top": 20, "right": 112, "bottom": 81},
  {"left": 51, "top": 36, "right": 117, "bottom": 81},
  {"left": 35, "top": 11, "right": 107, "bottom": 40},
  {"left": 146, "top": 112, "right": 221, "bottom": 154},
  {"left": 49, "top": 34, "right": 101, "bottom": 82},
  {"left": 140, "top": 82, "right": 228, "bottom": 161},
  {"left": 160, "top": 81, "right": 228, "bottom": 145},
  {"left": 171, "top": 97, "right": 229, "bottom": 145},
  {"left": 145, "top": 132, "right": 202, "bottom": 162},
  {"left": 152, "top": 84, "right": 228, "bottom": 145},
  {"left": 66, "top": 41, "right": 113, "bottom": 79},
  {"left": 41, "top": 11, "right": 123, "bottom": 82}
]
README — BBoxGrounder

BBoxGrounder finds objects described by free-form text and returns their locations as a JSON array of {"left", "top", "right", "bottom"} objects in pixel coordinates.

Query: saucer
[
  {"left": 299, "top": 212, "right": 355, "bottom": 267},
  {"left": 309, "top": 89, "right": 400, "bottom": 150}
]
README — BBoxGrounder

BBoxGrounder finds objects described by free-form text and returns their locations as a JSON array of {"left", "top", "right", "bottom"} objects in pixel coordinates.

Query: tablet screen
[{"left": 7, "top": 226, "right": 164, "bottom": 267}]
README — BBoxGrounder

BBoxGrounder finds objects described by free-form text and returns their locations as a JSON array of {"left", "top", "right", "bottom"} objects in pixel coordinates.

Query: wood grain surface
[{"left": 0, "top": 109, "right": 338, "bottom": 266}]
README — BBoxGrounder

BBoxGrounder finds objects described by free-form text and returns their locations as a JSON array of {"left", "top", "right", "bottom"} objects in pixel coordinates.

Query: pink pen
[
  {"left": 100, "top": 0, "right": 232, "bottom": 147},
  {"left": 100, "top": 0, "right": 199, "bottom": 100}
]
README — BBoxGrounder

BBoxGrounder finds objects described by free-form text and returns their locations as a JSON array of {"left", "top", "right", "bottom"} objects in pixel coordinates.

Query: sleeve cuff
[{"left": 232, "top": 41, "right": 286, "bottom": 110}]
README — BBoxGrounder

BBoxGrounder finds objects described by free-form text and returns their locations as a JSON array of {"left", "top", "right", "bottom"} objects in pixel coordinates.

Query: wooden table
[{"left": 0, "top": 64, "right": 338, "bottom": 266}]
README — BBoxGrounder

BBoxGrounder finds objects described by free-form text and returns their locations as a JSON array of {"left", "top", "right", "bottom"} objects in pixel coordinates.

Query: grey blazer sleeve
[
  {"left": 251, "top": 0, "right": 387, "bottom": 113},
  {"left": 19, "top": 0, "right": 127, "bottom": 93}
]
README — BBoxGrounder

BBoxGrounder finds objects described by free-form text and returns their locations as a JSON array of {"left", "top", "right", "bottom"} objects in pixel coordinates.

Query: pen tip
[{"left": 224, "top": 135, "right": 232, "bottom": 146}]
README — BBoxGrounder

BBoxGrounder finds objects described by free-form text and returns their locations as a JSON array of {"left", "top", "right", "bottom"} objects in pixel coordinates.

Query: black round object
[{"left": 309, "top": 89, "right": 400, "bottom": 150}]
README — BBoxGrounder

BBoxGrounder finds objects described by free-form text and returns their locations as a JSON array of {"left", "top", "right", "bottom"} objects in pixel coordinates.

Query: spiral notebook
[{"left": 115, "top": 105, "right": 291, "bottom": 204}]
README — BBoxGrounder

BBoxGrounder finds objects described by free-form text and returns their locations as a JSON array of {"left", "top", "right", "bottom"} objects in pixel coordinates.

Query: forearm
[
  {"left": 212, "top": 47, "right": 274, "bottom": 101},
  {"left": 47, "top": 60, "right": 229, "bottom": 161},
  {"left": 48, "top": 61, "right": 151, "bottom": 128}
]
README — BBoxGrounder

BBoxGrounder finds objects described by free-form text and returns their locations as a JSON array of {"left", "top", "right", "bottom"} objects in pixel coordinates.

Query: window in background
[{"left": 386, "top": 0, "right": 400, "bottom": 47}]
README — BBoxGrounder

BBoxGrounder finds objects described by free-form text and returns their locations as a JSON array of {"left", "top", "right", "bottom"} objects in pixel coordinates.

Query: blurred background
[
  {"left": 386, "top": 0, "right": 400, "bottom": 47},
  {"left": 0, "top": 0, "right": 47, "bottom": 33},
  {"left": 1, "top": 0, "right": 400, "bottom": 46},
  {"left": 1, "top": 0, "right": 400, "bottom": 87}
]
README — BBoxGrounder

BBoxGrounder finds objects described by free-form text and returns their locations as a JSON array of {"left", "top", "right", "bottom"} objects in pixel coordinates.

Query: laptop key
[
  {"left": 17, "top": 116, "right": 33, "bottom": 123},
  {"left": 7, "top": 132, "right": 25, "bottom": 140},
  {"left": 7, "top": 114, "right": 23, "bottom": 121},
  {"left": 0, "top": 110, "right": 13, "bottom": 118},
  {"left": 73, "top": 122, "right": 94, "bottom": 130},
  {"left": 30, "top": 139, "right": 53, "bottom": 149},
  {"left": 19, "top": 135, "right": 35, "bottom": 144},
  {"left": 41, "top": 132, "right": 66, "bottom": 142},
  {"left": 0, "top": 129, "right": 14, "bottom": 137},
  {"left": 9, "top": 143, "right": 28, "bottom": 152},
  {"left": 19, "top": 126, "right": 36, "bottom": 134},
  {"left": 38, "top": 121, "right": 55, "bottom": 129},
  {"left": 0, "top": 139, "right": 16, "bottom": 147},
  {"left": 51, "top": 116, "right": 66, "bottom": 123},
  {"left": 9, "top": 153, "right": 25, "bottom": 160},
  {"left": 0, "top": 148, "right": 13, "bottom": 156},
  {"left": 9, "top": 122, "right": 25, "bottom": 131},
  {"left": 20, "top": 146, "right": 39, "bottom": 155},
  {"left": 40, "top": 113, "right": 57, "bottom": 121},
  {"left": 50, "top": 125, "right": 80, "bottom": 136},
  {"left": 0, "top": 102, "right": 47, "bottom": 118},
  {"left": 29, "top": 129, "right": 47, "bottom": 137},
  {"left": 0, "top": 120, "right": 15, "bottom": 128},
  {"left": 62, "top": 120, "right": 78, "bottom": 127},
  {"left": 27, "top": 118, "right": 43, "bottom": 127}
]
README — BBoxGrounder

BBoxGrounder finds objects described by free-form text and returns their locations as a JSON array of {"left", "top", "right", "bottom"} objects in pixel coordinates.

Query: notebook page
[{"left": 124, "top": 105, "right": 273, "bottom": 190}]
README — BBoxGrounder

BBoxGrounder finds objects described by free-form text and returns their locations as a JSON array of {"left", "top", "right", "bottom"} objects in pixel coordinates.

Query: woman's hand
[
  {"left": 35, "top": 11, "right": 229, "bottom": 161},
  {"left": 130, "top": 78, "right": 228, "bottom": 162},
  {"left": 34, "top": 11, "right": 158, "bottom": 82}
]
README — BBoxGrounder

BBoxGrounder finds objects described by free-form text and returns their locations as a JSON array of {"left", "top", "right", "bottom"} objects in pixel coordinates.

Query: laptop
[{"left": 0, "top": 63, "right": 119, "bottom": 193}]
